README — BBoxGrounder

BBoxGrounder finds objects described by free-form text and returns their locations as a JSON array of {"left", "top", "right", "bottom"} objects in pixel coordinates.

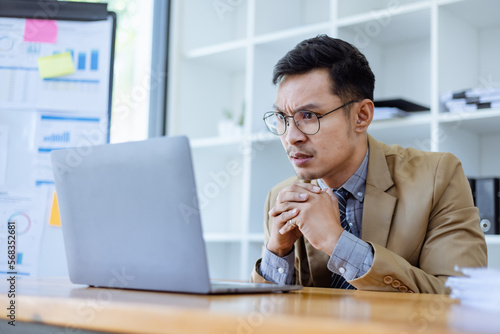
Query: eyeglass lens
[{"left": 265, "top": 111, "right": 319, "bottom": 135}]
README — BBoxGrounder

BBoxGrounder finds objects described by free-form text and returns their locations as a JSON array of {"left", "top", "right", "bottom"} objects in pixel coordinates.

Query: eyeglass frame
[{"left": 263, "top": 100, "right": 358, "bottom": 136}]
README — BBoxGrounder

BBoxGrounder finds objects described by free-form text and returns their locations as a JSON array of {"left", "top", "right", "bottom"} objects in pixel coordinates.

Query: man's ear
[{"left": 354, "top": 99, "right": 374, "bottom": 132}]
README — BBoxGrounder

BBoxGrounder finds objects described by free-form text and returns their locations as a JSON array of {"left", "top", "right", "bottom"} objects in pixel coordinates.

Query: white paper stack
[
  {"left": 441, "top": 87, "right": 500, "bottom": 113},
  {"left": 445, "top": 267, "right": 500, "bottom": 312},
  {"left": 373, "top": 107, "right": 408, "bottom": 120}
]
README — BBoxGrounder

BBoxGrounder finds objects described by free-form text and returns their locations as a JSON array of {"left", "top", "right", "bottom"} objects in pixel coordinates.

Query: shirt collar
[{"left": 317, "top": 148, "right": 369, "bottom": 202}]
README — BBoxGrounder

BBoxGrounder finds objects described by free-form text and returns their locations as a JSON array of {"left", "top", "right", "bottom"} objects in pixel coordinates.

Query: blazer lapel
[{"left": 361, "top": 135, "right": 397, "bottom": 248}]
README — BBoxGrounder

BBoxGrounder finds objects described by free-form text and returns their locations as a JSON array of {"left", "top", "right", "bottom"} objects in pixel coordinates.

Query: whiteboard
[{"left": 0, "top": 12, "right": 115, "bottom": 277}]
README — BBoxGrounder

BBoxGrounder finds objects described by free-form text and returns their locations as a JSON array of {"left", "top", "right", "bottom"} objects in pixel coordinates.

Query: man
[{"left": 250, "top": 35, "right": 487, "bottom": 294}]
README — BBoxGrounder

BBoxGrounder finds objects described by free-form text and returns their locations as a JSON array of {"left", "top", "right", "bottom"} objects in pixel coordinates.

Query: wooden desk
[{"left": 0, "top": 277, "right": 498, "bottom": 334}]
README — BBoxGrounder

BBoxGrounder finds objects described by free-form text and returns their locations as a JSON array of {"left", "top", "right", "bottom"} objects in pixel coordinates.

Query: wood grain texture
[{"left": 0, "top": 277, "right": 498, "bottom": 334}]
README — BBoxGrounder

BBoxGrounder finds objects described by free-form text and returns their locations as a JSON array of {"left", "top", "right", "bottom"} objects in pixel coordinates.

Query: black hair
[{"left": 273, "top": 35, "right": 375, "bottom": 110}]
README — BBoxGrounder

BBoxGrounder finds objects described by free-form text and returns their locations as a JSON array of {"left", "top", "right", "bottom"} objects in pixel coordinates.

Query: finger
[
  {"left": 269, "top": 202, "right": 296, "bottom": 217},
  {"left": 276, "top": 190, "right": 309, "bottom": 204},
  {"left": 268, "top": 207, "right": 277, "bottom": 217},
  {"left": 272, "top": 201, "right": 303, "bottom": 217},
  {"left": 276, "top": 183, "right": 321, "bottom": 204},
  {"left": 279, "top": 220, "right": 297, "bottom": 235},
  {"left": 278, "top": 208, "right": 299, "bottom": 234}
]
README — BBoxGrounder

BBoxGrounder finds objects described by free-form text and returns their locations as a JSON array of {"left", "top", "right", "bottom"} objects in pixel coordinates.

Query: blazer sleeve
[{"left": 349, "top": 153, "right": 487, "bottom": 293}]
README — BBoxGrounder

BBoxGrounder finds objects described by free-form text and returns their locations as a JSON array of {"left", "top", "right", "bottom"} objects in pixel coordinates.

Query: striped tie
[{"left": 331, "top": 188, "right": 356, "bottom": 290}]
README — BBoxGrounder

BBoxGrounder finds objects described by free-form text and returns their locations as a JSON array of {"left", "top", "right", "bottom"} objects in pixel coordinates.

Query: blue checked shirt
[{"left": 259, "top": 149, "right": 374, "bottom": 285}]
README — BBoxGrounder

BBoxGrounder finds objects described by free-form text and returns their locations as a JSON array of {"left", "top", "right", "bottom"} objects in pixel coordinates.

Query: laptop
[{"left": 50, "top": 135, "right": 302, "bottom": 294}]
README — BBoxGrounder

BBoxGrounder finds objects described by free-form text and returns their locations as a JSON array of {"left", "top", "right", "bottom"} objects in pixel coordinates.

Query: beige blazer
[{"left": 251, "top": 135, "right": 487, "bottom": 293}]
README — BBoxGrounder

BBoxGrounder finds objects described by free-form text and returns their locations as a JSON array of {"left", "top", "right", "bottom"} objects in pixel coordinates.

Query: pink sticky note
[{"left": 24, "top": 19, "right": 58, "bottom": 44}]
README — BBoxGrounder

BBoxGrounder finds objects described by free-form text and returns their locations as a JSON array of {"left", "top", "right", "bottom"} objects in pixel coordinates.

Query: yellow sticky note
[
  {"left": 37, "top": 52, "right": 75, "bottom": 79},
  {"left": 49, "top": 191, "right": 61, "bottom": 227}
]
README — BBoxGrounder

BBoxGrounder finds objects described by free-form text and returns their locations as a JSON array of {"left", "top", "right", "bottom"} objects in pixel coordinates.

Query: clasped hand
[{"left": 266, "top": 182, "right": 345, "bottom": 257}]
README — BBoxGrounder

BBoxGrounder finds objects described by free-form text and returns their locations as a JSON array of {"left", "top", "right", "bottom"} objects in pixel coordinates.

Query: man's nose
[{"left": 284, "top": 117, "right": 307, "bottom": 145}]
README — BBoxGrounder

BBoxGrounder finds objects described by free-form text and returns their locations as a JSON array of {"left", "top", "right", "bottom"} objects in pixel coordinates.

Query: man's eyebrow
[{"left": 272, "top": 103, "right": 323, "bottom": 113}]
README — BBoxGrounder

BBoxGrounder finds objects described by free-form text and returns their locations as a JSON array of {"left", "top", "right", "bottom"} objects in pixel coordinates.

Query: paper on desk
[
  {"left": 445, "top": 267, "right": 500, "bottom": 312},
  {"left": 37, "top": 52, "right": 75, "bottom": 79}
]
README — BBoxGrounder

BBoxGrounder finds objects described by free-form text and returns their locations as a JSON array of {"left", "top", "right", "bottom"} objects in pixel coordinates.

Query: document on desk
[{"left": 446, "top": 267, "right": 500, "bottom": 312}]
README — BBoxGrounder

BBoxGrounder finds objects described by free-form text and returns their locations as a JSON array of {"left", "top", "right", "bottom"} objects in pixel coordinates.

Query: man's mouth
[{"left": 290, "top": 153, "right": 313, "bottom": 167}]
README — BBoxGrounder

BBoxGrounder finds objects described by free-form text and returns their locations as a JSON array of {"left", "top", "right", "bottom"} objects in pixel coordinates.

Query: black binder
[{"left": 475, "top": 178, "right": 499, "bottom": 235}]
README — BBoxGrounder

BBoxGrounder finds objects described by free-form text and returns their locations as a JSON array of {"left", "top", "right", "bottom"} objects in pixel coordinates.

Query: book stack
[
  {"left": 373, "top": 98, "right": 429, "bottom": 120},
  {"left": 445, "top": 267, "right": 500, "bottom": 312},
  {"left": 441, "top": 87, "right": 500, "bottom": 113},
  {"left": 372, "top": 107, "right": 408, "bottom": 120}
]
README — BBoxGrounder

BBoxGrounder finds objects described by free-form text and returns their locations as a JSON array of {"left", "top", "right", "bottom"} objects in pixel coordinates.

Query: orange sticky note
[
  {"left": 49, "top": 191, "right": 61, "bottom": 227},
  {"left": 24, "top": 19, "right": 58, "bottom": 44}
]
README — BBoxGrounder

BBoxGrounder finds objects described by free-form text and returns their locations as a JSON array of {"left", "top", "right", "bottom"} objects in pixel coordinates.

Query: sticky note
[
  {"left": 49, "top": 191, "right": 61, "bottom": 227},
  {"left": 37, "top": 52, "right": 75, "bottom": 79},
  {"left": 24, "top": 19, "right": 58, "bottom": 43}
]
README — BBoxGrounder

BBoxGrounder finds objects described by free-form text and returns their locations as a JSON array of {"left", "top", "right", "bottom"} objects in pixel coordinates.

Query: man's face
[{"left": 274, "top": 68, "right": 362, "bottom": 186}]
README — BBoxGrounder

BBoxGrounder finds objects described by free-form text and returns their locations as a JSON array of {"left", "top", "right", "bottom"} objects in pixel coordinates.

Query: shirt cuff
[
  {"left": 258, "top": 245, "right": 295, "bottom": 285},
  {"left": 327, "top": 231, "right": 374, "bottom": 281}
]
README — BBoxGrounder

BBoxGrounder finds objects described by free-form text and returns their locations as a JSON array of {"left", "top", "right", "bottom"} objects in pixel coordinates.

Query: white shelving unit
[{"left": 167, "top": 0, "right": 500, "bottom": 280}]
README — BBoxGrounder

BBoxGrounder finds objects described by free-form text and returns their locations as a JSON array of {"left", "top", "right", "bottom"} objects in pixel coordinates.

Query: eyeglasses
[{"left": 263, "top": 100, "right": 357, "bottom": 136}]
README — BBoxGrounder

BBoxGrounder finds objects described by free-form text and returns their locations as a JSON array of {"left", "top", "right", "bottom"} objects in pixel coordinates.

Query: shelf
[
  {"left": 189, "top": 132, "right": 277, "bottom": 150},
  {"left": 438, "top": 0, "right": 500, "bottom": 96},
  {"left": 247, "top": 234, "right": 265, "bottom": 242},
  {"left": 248, "top": 131, "right": 277, "bottom": 143},
  {"left": 486, "top": 235, "right": 500, "bottom": 245},
  {"left": 338, "top": 6, "right": 430, "bottom": 46},
  {"left": 191, "top": 136, "right": 246, "bottom": 149},
  {"left": 180, "top": 0, "right": 247, "bottom": 52},
  {"left": 337, "top": 0, "right": 429, "bottom": 19},
  {"left": 184, "top": 46, "right": 246, "bottom": 73},
  {"left": 369, "top": 115, "right": 431, "bottom": 149},
  {"left": 185, "top": 39, "right": 247, "bottom": 61},
  {"left": 439, "top": 0, "right": 500, "bottom": 29},
  {"left": 338, "top": 9, "right": 431, "bottom": 108},
  {"left": 337, "top": 0, "right": 430, "bottom": 29},
  {"left": 438, "top": 109, "right": 500, "bottom": 134},
  {"left": 173, "top": 50, "right": 246, "bottom": 139},
  {"left": 370, "top": 112, "right": 432, "bottom": 129},
  {"left": 191, "top": 145, "right": 245, "bottom": 235},
  {"left": 253, "top": 22, "right": 330, "bottom": 46},
  {"left": 254, "top": 0, "right": 330, "bottom": 36},
  {"left": 205, "top": 242, "right": 241, "bottom": 280},
  {"left": 169, "top": 0, "right": 500, "bottom": 280},
  {"left": 437, "top": 0, "right": 463, "bottom": 6}
]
